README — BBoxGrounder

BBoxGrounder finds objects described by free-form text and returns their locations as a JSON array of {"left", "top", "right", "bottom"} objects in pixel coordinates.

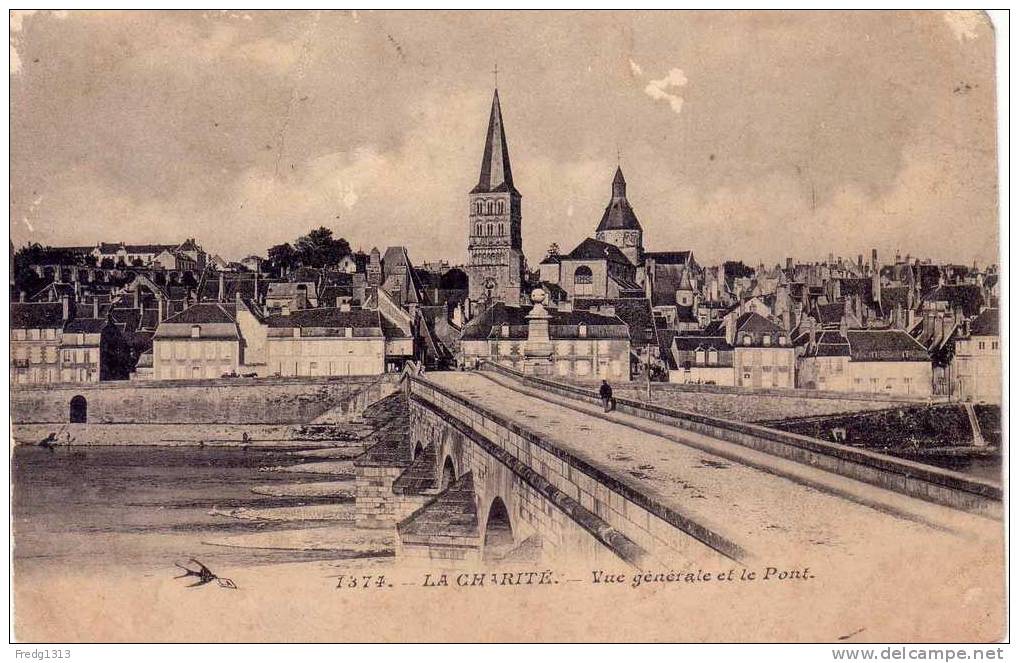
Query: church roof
[
  {"left": 471, "top": 90, "right": 518, "bottom": 195},
  {"left": 563, "top": 237, "right": 633, "bottom": 266},
  {"left": 596, "top": 167, "right": 642, "bottom": 232}
]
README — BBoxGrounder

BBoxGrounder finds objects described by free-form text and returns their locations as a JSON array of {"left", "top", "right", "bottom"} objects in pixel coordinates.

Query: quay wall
[{"left": 11, "top": 375, "right": 401, "bottom": 425}]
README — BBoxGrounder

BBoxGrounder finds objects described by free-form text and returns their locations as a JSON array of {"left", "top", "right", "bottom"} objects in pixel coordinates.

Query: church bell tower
[{"left": 467, "top": 88, "right": 524, "bottom": 305}]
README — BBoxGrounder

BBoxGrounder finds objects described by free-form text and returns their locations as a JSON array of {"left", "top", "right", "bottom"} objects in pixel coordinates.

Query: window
[
  {"left": 578, "top": 323, "right": 588, "bottom": 338},
  {"left": 743, "top": 334, "right": 752, "bottom": 346},
  {"left": 498, "top": 223, "right": 504, "bottom": 236},
  {"left": 45, "top": 328, "right": 56, "bottom": 340},
  {"left": 708, "top": 349, "right": 718, "bottom": 365},
  {"left": 695, "top": 349, "right": 706, "bottom": 364},
  {"left": 487, "top": 201, "right": 495, "bottom": 214},
  {"left": 487, "top": 223, "right": 493, "bottom": 236},
  {"left": 28, "top": 329, "right": 40, "bottom": 341},
  {"left": 574, "top": 266, "right": 593, "bottom": 296},
  {"left": 778, "top": 336, "right": 788, "bottom": 346},
  {"left": 501, "top": 324, "right": 510, "bottom": 337},
  {"left": 763, "top": 335, "right": 771, "bottom": 346},
  {"left": 191, "top": 325, "right": 201, "bottom": 338},
  {"left": 476, "top": 224, "right": 482, "bottom": 235},
  {"left": 978, "top": 341, "right": 985, "bottom": 350},
  {"left": 992, "top": 341, "right": 999, "bottom": 350},
  {"left": 497, "top": 200, "right": 504, "bottom": 214}
]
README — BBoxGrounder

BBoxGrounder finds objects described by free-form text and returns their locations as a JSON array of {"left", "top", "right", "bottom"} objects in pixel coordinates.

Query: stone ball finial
[{"left": 530, "top": 288, "right": 547, "bottom": 304}]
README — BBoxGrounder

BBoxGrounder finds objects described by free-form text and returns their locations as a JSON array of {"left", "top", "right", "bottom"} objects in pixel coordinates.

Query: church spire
[
  {"left": 472, "top": 89, "right": 516, "bottom": 194},
  {"left": 612, "top": 166, "right": 626, "bottom": 199}
]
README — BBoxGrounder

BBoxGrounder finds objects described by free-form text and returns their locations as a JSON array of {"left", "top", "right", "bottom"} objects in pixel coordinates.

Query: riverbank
[{"left": 10, "top": 422, "right": 374, "bottom": 447}]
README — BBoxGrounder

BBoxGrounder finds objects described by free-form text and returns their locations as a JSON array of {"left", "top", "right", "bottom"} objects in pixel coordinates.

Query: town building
[
  {"left": 951, "top": 308, "right": 1000, "bottom": 403},
  {"left": 152, "top": 303, "right": 241, "bottom": 380},
  {"left": 798, "top": 329, "right": 932, "bottom": 397},
  {"left": 10, "top": 300, "right": 70, "bottom": 385},
  {"left": 459, "top": 297, "right": 631, "bottom": 380},
  {"left": 263, "top": 308, "right": 386, "bottom": 377},
  {"left": 730, "top": 312, "right": 796, "bottom": 388},
  {"left": 669, "top": 333, "right": 735, "bottom": 385}
]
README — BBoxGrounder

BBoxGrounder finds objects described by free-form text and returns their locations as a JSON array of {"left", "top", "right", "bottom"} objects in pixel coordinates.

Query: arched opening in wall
[
  {"left": 483, "top": 497, "right": 514, "bottom": 559},
  {"left": 69, "top": 395, "right": 87, "bottom": 424},
  {"left": 413, "top": 441, "right": 423, "bottom": 460},
  {"left": 574, "top": 265, "right": 593, "bottom": 296},
  {"left": 440, "top": 456, "right": 456, "bottom": 490}
]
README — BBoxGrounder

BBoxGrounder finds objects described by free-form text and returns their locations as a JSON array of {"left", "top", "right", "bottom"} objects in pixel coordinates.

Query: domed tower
[
  {"left": 466, "top": 89, "right": 524, "bottom": 305},
  {"left": 595, "top": 167, "right": 643, "bottom": 266}
]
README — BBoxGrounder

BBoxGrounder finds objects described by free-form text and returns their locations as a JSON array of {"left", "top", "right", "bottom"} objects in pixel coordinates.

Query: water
[{"left": 11, "top": 445, "right": 360, "bottom": 576}]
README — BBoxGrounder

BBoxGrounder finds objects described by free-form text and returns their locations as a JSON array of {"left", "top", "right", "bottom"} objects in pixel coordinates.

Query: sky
[{"left": 9, "top": 10, "right": 1000, "bottom": 267}]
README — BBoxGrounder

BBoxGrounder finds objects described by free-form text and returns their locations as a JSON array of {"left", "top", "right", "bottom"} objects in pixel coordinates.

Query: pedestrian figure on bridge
[{"left": 599, "top": 380, "right": 614, "bottom": 412}]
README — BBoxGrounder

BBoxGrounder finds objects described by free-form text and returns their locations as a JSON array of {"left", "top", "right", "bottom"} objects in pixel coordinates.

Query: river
[{"left": 11, "top": 445, "right": 371, "bottom": 577}]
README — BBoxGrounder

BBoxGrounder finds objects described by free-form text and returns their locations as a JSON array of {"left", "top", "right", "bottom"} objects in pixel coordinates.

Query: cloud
[{"left": 643, "top": 68, "right": 687, "bottom": 114}]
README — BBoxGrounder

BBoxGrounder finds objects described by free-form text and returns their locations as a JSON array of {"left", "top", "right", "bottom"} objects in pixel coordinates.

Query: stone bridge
[{"left": 354, "top": 365, "right": 1001, "bottom": 569}]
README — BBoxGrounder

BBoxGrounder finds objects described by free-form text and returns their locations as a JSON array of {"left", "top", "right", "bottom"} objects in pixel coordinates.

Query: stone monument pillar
[{"left": 524, "top": 288, "right": 554, "bottom": 376}]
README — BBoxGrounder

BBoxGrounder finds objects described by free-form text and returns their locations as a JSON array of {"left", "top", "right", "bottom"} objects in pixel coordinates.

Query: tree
[
  {"left": 293, "top": 227, "right": 351, "bottom": 269},
  {"left": 267, "top": 242, "right": 297, "bottom": 278}
]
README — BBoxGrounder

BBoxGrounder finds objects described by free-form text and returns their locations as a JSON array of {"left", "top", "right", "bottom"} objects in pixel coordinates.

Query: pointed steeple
[
  {"left": 597, "top": 165, "right": 642, "bottom": 232},
  {"left": 611, "top": 166, "right": 626, "bottom": 198},
  {"left": 472, "top": 90, "right": 517, "bottom": 194}
]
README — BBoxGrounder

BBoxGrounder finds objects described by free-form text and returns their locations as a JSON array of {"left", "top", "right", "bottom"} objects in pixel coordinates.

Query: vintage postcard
[{"left": 8, "top": 9, "right": 1005, "bottom": 645}]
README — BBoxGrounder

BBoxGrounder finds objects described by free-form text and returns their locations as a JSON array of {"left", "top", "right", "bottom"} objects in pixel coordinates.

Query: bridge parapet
[
  {"left": 477, "top": 361, "right": 1002, "bottom": 518},
  {"left": 406, "top": 374, "right": 742, "bottom": 567}
]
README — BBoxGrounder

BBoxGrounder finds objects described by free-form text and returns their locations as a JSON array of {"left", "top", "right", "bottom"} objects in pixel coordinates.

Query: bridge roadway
[{"left": 424, "top": 370, "right": 1000, "bottom": 565}]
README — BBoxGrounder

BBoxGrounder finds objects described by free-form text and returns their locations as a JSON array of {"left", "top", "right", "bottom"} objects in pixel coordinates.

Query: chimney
[
  {"left": 19, "top": 291, "right": 26, "bottom": 303},
  {"left": 158, "top": 298, "right": 166, "bottom": 323},
  {"left": 786, "top": 257, "right": 793, "bottom": 271},
  {"left": 218, "top": 273, "right": 225, "bottom": 302},
  {"left": 93, "top": 297, "right": 99, "bottom": 319},
  {"left": 871, "top": 248, "right": 878, "bottom": 272},
  {"left": 808, "top": 317, "right": 817, "bottom": 348},
  {"left": 61, "top": 295, "right": 70, "bottom": 322}
]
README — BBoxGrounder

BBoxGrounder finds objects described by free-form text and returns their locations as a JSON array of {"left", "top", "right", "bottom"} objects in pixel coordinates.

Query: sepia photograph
[{"left": 7, "top": 8, "right": 1008, "bottom": 649}]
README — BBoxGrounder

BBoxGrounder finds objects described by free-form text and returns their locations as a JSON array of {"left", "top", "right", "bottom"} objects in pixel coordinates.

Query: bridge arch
[
  {"left": 482, "top": 496, "right": 514, "bottom": 560},
  {"left": 440, "top": 456, "right": 456, "bottom": 490}
]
